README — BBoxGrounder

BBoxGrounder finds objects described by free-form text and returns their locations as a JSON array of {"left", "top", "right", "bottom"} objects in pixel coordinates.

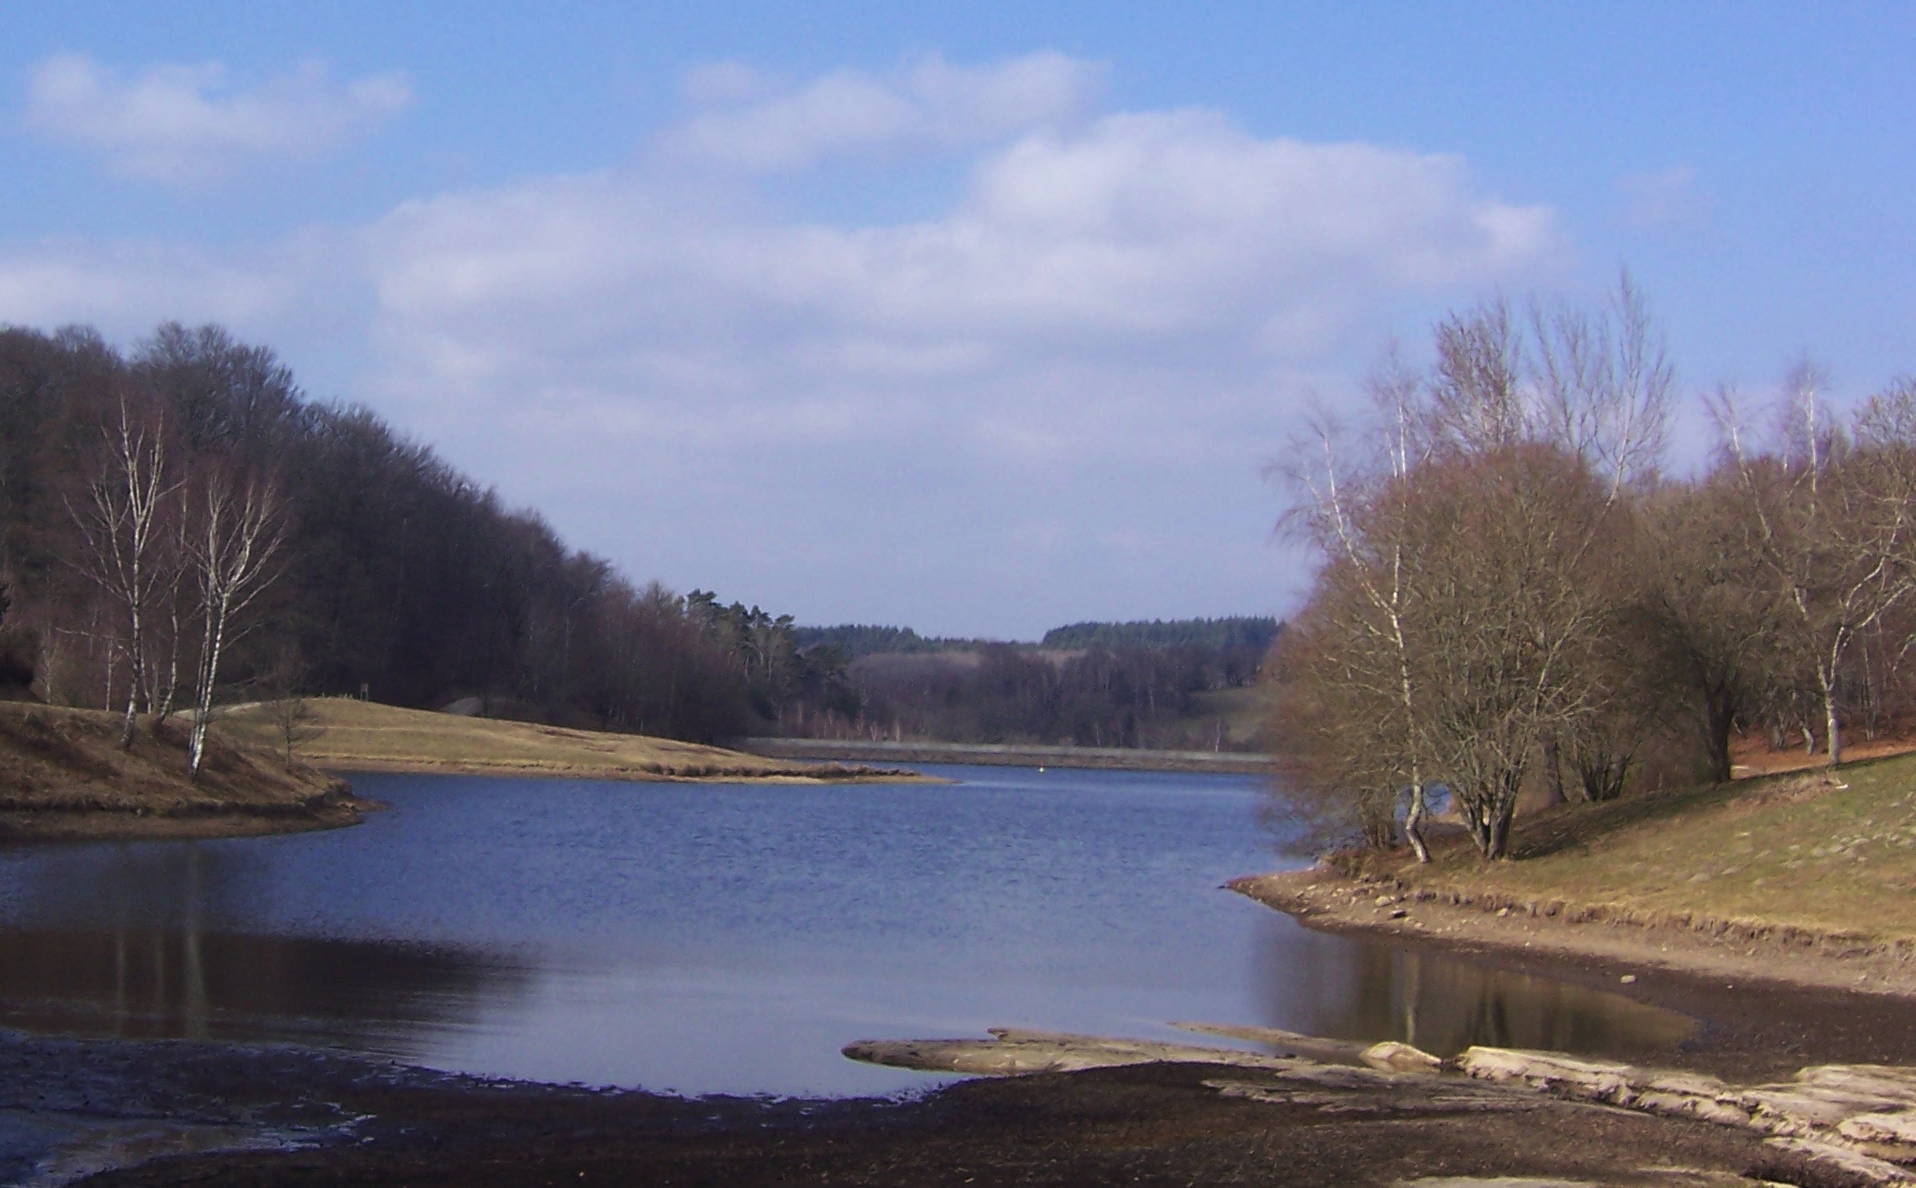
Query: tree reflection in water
[
  {"left": 1256, "top": 923, "right": 1694, "bottom": 1059},
  {"left": 0, "top": 844, "right": 531, "bottom": 1055}
]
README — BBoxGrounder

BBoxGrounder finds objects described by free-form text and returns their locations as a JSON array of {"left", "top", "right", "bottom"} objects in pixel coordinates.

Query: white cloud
[
  {"left": 0, "top": 239, "right": 297, "bottom": 333},
  {"left": 661, "top": 52, "right": 1104, "bottom": 171},
  {"left": 24, "top": 53, "right": 412, "bottom": 184},
  {"left": 345, "top": 85, "right": 1555, "bottom": 633},
  {"left": 0, "top": 54, "right": 1557, "bottom": 634}
]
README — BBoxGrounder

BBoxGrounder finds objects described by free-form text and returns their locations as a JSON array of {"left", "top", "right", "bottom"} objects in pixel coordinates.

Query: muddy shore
[{"left": 0, "top": 1024, "right": 1849, "bottom": 1188}]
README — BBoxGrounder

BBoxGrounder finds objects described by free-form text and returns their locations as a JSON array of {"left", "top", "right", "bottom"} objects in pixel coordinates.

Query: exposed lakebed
[{"left": 0, "top": 765, "right": 1692, "bottom": 1098}]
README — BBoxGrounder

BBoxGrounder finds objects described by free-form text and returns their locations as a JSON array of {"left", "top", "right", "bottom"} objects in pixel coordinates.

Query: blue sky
[{"left": 3, "top": 3, "right": 1912, "bottom": 638}]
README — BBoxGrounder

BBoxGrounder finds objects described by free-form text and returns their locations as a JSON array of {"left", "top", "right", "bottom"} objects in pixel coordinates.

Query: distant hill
[
  {"left": 783, "top": 616, "right": 1281, "bottom": 752},
  {"left": 1041, "top": 617, "right": 1282, "bottom": 652}
]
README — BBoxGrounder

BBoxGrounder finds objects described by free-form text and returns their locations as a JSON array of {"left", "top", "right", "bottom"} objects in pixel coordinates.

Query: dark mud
[
  {"left": 26, "top": 1040, "right": 1790, "bottom": 1188},
  {"left": 1, "top": 964, "right": 1901, "bottom": 1188}
]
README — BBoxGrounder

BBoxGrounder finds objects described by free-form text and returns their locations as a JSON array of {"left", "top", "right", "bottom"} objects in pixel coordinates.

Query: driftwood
[{"left": 845, "top": 1027, "right": 1916, "bottom": 1184}]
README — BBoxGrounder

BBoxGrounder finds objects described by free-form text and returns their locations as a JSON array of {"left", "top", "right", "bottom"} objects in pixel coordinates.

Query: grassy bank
[
  {"left": 216, "top": 698, "right": 927, "bottom": 783},
  {"left": 1242, "top": 755, "right": 1916, "bottom": 995},
  {"left": 0, "top": 702, "right": 361, "bottom": 840}
]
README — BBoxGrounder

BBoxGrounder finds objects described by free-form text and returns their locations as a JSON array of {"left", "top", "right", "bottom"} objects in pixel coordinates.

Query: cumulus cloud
[
  {"left": 369, "top": 104, "right": 1553, "bottom": 394},
  {"left": 1, "top": 53, "right": 1557, "bottom": 633},
  {"left": 661, "top": 52, "right": 1104, "bottom": 170},
  {"left": 346, "top": 81, "right": 1556, "bottom": 631},
  {"left": 24, "top": 53, "right": 411, "bottom": 184}
]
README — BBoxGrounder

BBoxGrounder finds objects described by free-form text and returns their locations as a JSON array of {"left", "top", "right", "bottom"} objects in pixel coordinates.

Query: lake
[{"left": 0, "top": 765, "right": 1692, "bottom": 1096}]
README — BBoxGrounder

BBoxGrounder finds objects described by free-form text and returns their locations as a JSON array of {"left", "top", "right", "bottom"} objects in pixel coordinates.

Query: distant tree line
[
  {"left": 1041, "top": 616, "right": 1280, "bottom": 653},
  {"left": 0, "top": 321, "right": 797, "bottom": 746},
  {"left": 788, "top": 623, "right": 996, "bottom": 657},
  {"left": 777, "top": 617, "right": 1276, "bottom": 750},
  {"left": 1271, "top": 276, "right": 1916, "bottom": 860}
]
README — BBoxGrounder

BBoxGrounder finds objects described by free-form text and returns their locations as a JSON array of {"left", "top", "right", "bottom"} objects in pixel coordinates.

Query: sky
[{"left": 3, "top": 3, "right": 1913, "bottom": 639}]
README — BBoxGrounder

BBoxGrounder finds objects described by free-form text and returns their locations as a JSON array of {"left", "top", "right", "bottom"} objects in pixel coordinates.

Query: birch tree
[
  {"left": 182, "top": 462, "right": 285, "bottom": 777},
  {"left": 1279, "top": 355, "right": 1438, "bottom": 860},
  {"left": 68, "top": 399, "right": 178, "bottom": 748}
]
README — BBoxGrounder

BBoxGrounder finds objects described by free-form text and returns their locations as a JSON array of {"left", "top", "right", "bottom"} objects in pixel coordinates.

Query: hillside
[
  {"left": 216, "top": 698, "right": 922, "bottom": 783},
  {"left": 0, "top": 703, "right": 361, "bottom": 840}
]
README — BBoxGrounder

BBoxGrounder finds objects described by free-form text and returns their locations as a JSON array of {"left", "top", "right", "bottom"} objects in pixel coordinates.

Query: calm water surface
[{"left": 0, "top": 765, "right": 1690, "bottom": 1095}]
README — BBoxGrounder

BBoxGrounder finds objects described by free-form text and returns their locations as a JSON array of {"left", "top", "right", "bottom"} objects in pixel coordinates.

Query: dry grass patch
[{"left": 216, "top": 698, "right": 923, "bottom": 783}]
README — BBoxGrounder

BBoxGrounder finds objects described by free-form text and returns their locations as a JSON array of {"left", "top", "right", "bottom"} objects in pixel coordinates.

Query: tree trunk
[
  {"left": 188, "top": 597, "right": 229, "bottom": 780},
  {"left": 1702, "top": 688, "right": 1736, "bottom": 783},
  {"left": 118, "top": 670, "right": 138, "bottom": 749},
  {"left": 1824, "top": 686, "right": 1843, "bottom": 768},
  {"left": 1403, "top": 784, "right": 1431, "bottom": 864},
  {"left": 1486, "top": 808, "right": 1511, "bottom": 861}
]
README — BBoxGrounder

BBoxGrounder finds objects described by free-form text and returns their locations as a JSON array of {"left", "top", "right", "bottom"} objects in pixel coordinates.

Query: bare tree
[
  {"left": 1714, "top": 369, "right": 1916, "bottom": 767},
  {"left": 181, "top": 461, "right": 286, "bottom": 778},
  {"left": 1531, "top": 271, "right": 1674, "bottom": 498},
  {"left": 67, "top": 399, "right": 179, "bottom": 747},
  {"left": 1402, "top": 446, "right": 1629, "bottom": 857},
  {"left": 1428, "top": 297, "right": 1529, "bottom": 454}
]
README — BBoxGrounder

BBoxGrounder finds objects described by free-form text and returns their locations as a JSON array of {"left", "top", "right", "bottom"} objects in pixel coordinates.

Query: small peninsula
[{"left": 0, "top": 702, "right": 362, "bottom": 841}]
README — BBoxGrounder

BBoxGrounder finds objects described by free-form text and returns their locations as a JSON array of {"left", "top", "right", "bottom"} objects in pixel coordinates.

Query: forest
[
  {"left": 782, "top": 617, "right": 1278, "bottom": 750},
  {"left": 0, "top": 319, "right": 1273, "bottom": 760},
  {"left": 1271, "top": 277, "right": 1916, "bottom": 860},
  {"left": 0, "top": 321, "right": 816, "bottom": 747}
]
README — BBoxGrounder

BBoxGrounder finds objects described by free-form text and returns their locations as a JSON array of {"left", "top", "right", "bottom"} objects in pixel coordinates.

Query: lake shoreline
[
  {"left": 744, "top": 735, "right": 1274, "bottom": 774},
  {"left": 322, "top": 754, "right": 938, "bottom": 784},
  {"left": 31, "top": 976, "right": 1916, "bottom": 1187},
  {"left": 0, "top": 792, "right": 375, "bottom": 843},
  {"left": 1231, "top": 866, "right": 1916, "bottom": 1049}
]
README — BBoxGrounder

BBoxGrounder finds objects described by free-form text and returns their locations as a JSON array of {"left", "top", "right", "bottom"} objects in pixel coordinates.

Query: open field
[{"left": 215, "top": 698, "right": 925, "bottom": 783}]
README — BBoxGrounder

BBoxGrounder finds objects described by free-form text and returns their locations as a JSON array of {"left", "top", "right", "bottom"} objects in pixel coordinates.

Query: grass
[
  {"left": 215, "top": 698, "right": 919, "bottom": 782},
  {"left": 1340, "top": 754, "right": 1916, "bottom": 949}
]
